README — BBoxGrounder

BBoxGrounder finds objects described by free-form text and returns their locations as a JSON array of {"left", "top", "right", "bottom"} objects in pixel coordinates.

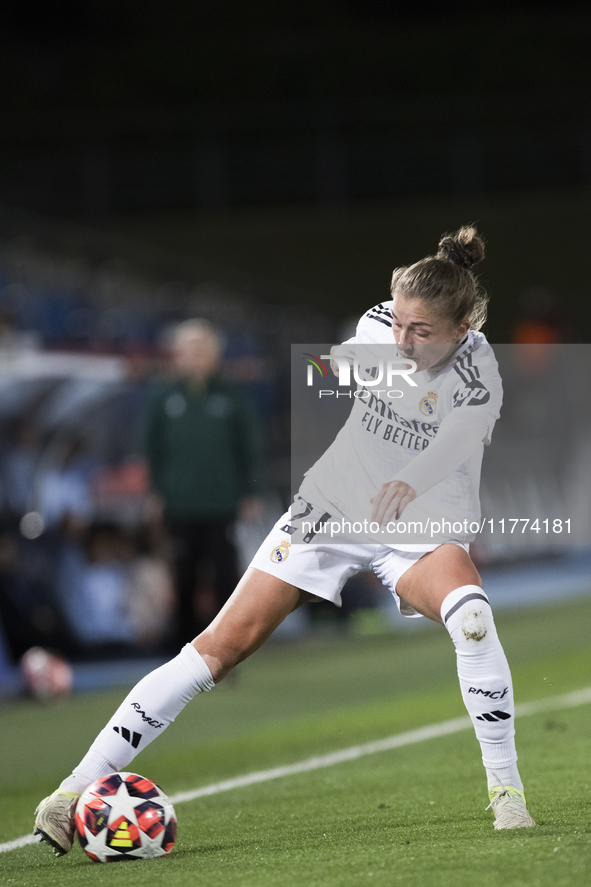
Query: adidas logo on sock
[
  {"left": 113, "top": 726, "right": 142, "bottom": 748},
  {"left": 476, "top": 710, "right": 512, "bottom": 722}
]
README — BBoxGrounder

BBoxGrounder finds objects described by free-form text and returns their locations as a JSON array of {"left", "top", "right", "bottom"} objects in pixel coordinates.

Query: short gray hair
[{"left": 173, "top": 319, "right": 222, "bottom": 349}]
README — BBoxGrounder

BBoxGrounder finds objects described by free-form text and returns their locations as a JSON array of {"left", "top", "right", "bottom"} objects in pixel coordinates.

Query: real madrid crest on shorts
[
  {"left": 270, "top": 539, "right": 291, "bottom": 563},
  {"left": 419, "top": 390, "right": 438, "bottom": 416}
]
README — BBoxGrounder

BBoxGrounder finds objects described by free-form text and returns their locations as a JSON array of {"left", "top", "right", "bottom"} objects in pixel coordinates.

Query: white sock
[
  {"left": 441, "top": 586, "right": 523, "bottom": 793},
  {"left": 60, "top": 644, "right": 214, "bottom": 794}
]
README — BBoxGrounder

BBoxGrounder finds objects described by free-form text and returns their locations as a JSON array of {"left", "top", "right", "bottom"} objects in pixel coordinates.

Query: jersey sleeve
[
  {"left": 328, "top": 302, "right": 394, "bottom": 370},
  {"left": 392, "top": 340, "right": 503, "bottom": 497},
  {"left": 355, "top": 302, "right": 394, "bottom": 344},
  {"left": 392, "top": 409, "right": 490, "bottom": 497},
  {"left": 449, "top": 342, "right": 503, "bottom": 444}
]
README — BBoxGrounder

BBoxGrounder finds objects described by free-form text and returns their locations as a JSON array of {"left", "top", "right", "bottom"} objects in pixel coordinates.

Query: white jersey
[{"left": 300, "top": 301, "right": 503, "bottom": 547}]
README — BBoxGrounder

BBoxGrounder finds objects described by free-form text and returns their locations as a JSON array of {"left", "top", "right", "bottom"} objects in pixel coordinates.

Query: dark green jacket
[{"left": 144, "top": 376, "right": 261, "bottom": 520}]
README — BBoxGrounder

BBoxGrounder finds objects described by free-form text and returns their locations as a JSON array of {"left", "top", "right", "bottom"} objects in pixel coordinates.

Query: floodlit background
[{"left": 0, "top": 1, "right": 590, "bottom": 695}]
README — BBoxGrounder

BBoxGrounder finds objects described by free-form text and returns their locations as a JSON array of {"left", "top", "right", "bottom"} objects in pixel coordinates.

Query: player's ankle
[{"left": 486, "top": 765, "right": 523, "bottom": 793}]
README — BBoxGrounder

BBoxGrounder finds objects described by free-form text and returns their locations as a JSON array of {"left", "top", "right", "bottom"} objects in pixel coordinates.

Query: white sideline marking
[
  {"left": 0, "top": 834, "right": 41, "bottom": 852},
  {"left": 3, "top": 685, "right": 591, "bottom": 854}
]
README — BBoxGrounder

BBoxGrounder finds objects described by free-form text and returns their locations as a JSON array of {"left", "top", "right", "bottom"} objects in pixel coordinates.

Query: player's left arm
[{"left": 329, "top": 301, "right": 394, "bottom": 376}]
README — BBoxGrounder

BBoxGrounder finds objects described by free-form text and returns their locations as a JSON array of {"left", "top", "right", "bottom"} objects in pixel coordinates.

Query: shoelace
[
  {"left": 484, "top": 772, "right": 519, "bottom": 812},
  {"left": 486, "top": 791, "right": 523, "bottom": 814}
]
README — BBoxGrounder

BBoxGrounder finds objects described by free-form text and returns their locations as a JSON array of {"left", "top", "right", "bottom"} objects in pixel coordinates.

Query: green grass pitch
[{"left": 1, "top": 595, "right": 590, "bottom": 887}]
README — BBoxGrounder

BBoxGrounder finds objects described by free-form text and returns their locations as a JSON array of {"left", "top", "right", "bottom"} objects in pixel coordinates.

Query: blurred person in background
[
  {"left": 33, "top": 435, "right": 97, "bottom": 655},
  {"left": 511, "top": 287, "right": 570, "bottom": 346},
  {"left": 0, "top": 526, "right": 55, "bottom": 662},
  {"left": 1, "top": 419, "right": 42, "bottom": 524},
  {"left": 56, "top": 523, "right": 134, "bottom": 652},
  {"left": 127, "top": 525, "right": 175, "bottom": 649},
  {"left": 0, "top": 426, "right": 88, "bottom": 661},
  {"left": 511, "top": 287, "right": 572, "bottom": 374},
  {"left": 36, "top": 436, "right": 94, "bottom": 534},
  {"left": 55, "top": 521, "right": 175, "bottom": 655},
  {"left": 144, "top": 320, "right": 261, "bottom": 647}
]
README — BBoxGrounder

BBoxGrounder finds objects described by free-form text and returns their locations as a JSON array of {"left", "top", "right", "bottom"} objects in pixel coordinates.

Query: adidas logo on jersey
[
  {"left": 476, "top": 710, "right": 512, "bottom": 722},
  {"left": 113, "top": 725, "right": 142, "bottom": 748}
]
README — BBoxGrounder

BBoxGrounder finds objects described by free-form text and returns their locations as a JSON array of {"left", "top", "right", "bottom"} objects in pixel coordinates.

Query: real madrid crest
[
  {"left": 419, "top": 390, "right": 438, "bottom": 416},
  {"left": 270, "top": 539, "right": 291, "bottom": 563}
]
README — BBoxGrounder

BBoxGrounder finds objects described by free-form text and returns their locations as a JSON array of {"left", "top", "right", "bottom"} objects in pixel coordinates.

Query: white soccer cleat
[
  {"left": 34, "top": 789, "right": 80, "bottom": 856},
  {"left": 487, "top": 785, "right": 535, "bottom": 829}
]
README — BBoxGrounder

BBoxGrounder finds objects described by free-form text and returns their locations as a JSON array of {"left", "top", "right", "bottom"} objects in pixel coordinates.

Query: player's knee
[
  {"left": 438, "top": 544, "right": 482, "bottom": 589},
  {"left": 440, "top": 585, "right": 497, "bottom": 648},
  {"left": 191, "top": 632, "right": 246, "bottom": 682}
]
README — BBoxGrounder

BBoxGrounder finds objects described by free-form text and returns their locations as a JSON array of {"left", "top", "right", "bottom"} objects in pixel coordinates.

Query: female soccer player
[{"left": 34, "top": 226, "right": 534, "bottom": 856}]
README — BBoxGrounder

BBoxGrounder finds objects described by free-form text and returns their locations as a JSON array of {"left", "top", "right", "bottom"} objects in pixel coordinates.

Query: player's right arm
[
  {"left": 329, "top": 342, "right": 354, "bottom": 377},
  {"left": 371, "top": 343, "right": 502, "bottom": 524},
  {"left": 370, "top": 409, "right": 490, "bottom": 524}
]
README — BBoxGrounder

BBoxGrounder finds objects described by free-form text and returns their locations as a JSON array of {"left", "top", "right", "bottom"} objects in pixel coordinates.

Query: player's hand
[{"left": 371, "top": 480, "right": 416, "bottom": 526}]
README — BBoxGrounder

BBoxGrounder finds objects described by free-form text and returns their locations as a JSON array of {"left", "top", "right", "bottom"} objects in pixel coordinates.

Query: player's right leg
[
  {"left": 34, "top": 568, "right": 310, "bottom": 856},
  {"left": 395, "top": 544, "right": 535, "bottom": 829}
]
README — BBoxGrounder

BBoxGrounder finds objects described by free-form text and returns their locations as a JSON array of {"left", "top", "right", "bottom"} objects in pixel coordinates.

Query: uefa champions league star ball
[{"left": 75, "top": 772, "right": 177, "bottom": 862}]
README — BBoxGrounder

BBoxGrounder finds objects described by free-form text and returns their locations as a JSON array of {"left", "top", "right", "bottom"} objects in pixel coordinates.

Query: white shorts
[{"left": 249, "top": 499, "right": 467, "bottom": 617}]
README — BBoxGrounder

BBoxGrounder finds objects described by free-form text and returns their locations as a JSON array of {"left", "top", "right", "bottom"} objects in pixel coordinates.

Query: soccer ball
[{"left": 75, "top": 772, "right": 177, "bottom": 862}]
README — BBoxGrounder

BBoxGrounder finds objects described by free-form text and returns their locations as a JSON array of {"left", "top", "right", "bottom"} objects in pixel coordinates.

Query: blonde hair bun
[
  {"left": 437, "top": 225, "right": 485, "bottom": 270},
  {"left": 390, "top": 224, "right": 489, "bottom": 330}
]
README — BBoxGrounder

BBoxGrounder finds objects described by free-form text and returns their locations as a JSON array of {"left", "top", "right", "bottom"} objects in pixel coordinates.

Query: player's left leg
[
  {"left": 35, "top": 568, "right": 314, "bottom": 855},
  {"left": 396, "top": 544, "right": 535, "bottom": 829},
  {"left": 64, "top": 568, "right": 309, "bottom": 788}
]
